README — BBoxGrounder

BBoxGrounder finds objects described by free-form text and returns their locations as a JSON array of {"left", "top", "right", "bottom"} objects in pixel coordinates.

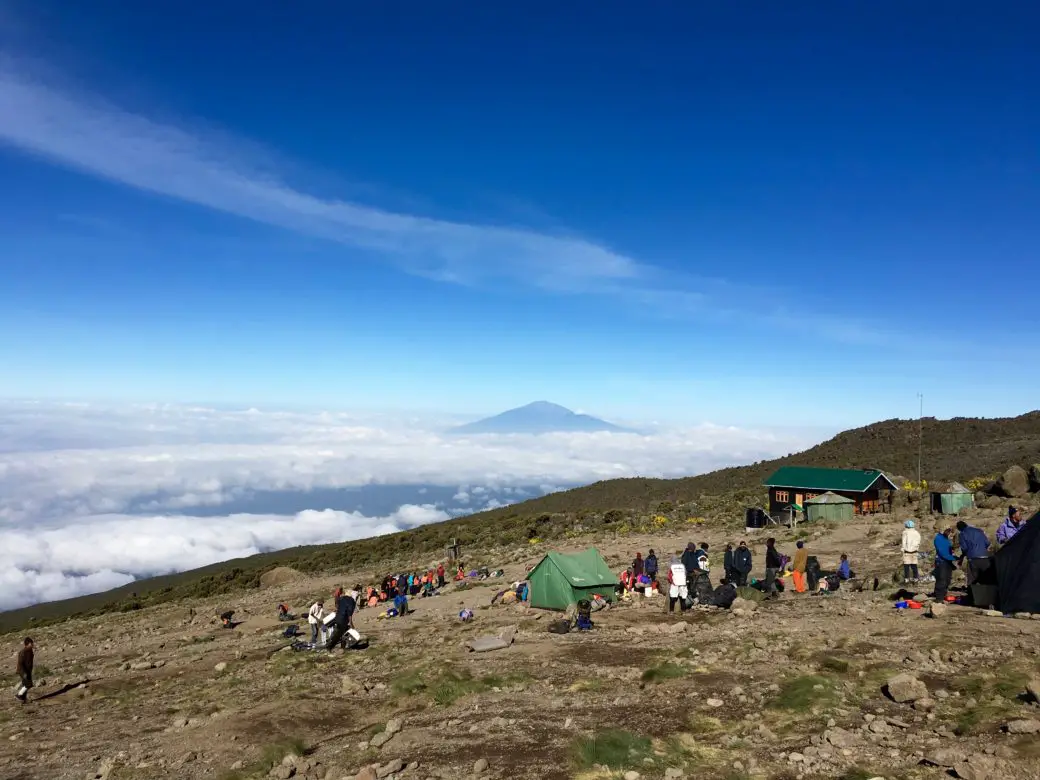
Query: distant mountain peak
[{"left": 450, "top": 402, "right": 628, "bottom": 435}]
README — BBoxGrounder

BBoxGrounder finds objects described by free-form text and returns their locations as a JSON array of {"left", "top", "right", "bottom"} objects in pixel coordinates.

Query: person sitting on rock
[{"left": 837, "top": 554, "right": 854, "bottom": 580}]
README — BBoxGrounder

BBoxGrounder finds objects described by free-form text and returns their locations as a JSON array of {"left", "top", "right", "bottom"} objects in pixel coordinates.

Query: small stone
[
  {"left": 354, "top": 769, "right": 377, "bottom": 780},
  {"left": 983, "top": 609, "right": 1003, "bottom": 618},
  {"left": 473, "top": 758, "right": 489, "bottom": 773},
  {"left": 914, "top": 697, "right": 936, "bottom": 712},
  {"left": 953, "top": 760, "right": 988, "bottom": 780},
  {"left": 376, "top": 758, "right": 404, "bottom": 779},
  {"left": 623, "top": 772, "right": 641, "bottom": 780},
  {"left": 385, "top": 718, "right": 403, "bottom": 735},
  {"left": 231, "top": 761, "right": 244, "bottom": 771},
  {"left": 214, "top": 662, "right": 228, "bottom": 673},
  {"left": 706, "top": 698, "right": 724, "bottom": 708},
  {"left": 369, "top": 732, "right": 391, "bottom": 748},
  {"left": 928, "top": 603, "right": 947, "bottom": 618},
  {"left": 885, "top": 672, "right": 928, "bottom": 703}
]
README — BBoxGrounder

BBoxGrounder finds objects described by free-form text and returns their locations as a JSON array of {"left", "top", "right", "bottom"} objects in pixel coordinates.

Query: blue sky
[{"left": 0, "top": 1, "right": 1037, "bottom": 427}]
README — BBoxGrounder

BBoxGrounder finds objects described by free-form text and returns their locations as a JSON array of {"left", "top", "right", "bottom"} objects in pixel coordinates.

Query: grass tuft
[
  {"left": 820, "top": 657, "right": 850, "bottom": 674},
  {"left": 570, "top": 729, "right": 653, "bottom": 770},
  {"left": 641, "top": 662, "right": 688, "bottom": 684},
  {"left": 768, "top": 675, "right": 837, "bottom": 711}
]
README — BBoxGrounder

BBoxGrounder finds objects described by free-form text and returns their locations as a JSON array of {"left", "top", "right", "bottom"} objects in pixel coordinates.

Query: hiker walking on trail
[
  {"left": 932, "top": 528, "right": 957, "bottom": 601},
  {"left": 733, "top": 541, "right": 752, "bottom": 586},
  {"left": 792, "top": 541, "right": 808, "bottom": 593},
  {"left": 764, "top": 538, "right": 782, "bottom": 598},
  {"left": 307, "top": 599, "right": 325, "bottom": 645},
  {"left": 901, "top": 520, "right": 922, "bottom": 583},
  {"left": 996, "top": 507, "right": 1024, "bottom": 546},
  {"left": 15, "top": 637, "right": 33, "bottom": 704},
  {"left": 956, "top": 520, "right": 991, "bottom": 589},
  {"left": 645, "top": 549, "right": 659, "bottom": 583},
  {"left": 667, "top": 553, "right": 688, "bottom": 613}
]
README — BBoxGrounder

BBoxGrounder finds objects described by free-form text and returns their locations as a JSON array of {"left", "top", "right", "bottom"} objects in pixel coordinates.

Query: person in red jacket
[{"left": 437, "top": 563, "right": 446, "bottom": 588}]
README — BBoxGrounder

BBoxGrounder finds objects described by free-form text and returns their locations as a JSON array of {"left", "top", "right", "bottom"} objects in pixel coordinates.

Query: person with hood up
[
  {"left": 932, "top": 528, "right": 957, "bottom": 601},
  {"left": 764, "top": 538, "right": 782, "bottom": 598},
  {"left": 996, "top": 507, "right": 1025, "bottom": 546},
  {"left": 723, "top": 544, "right": 736, "bottom": 584},
  {"left": 645, "top": 549, "right": 659, "bottom": 582},
  {"left": 733, "top": 540, "right": 753, "bottom": 586},
  {"left": 632, "top": 552, "right": 645, "bottom": 579},
  {"left": 901, "top": 520, "right": 922, "bottom": 583},
  {"left": 792, "top": 541, "right": 808, "bottom": 593},
  {"left": 326, "top": 590, "right": 360, "bottom": 650},
  {"left": 667, "top": 553, "right": 688, "bottom": 613}
]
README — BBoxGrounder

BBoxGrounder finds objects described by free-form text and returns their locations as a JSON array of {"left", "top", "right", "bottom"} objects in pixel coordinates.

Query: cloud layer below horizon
[{"left": 0, "top": 401, "right": 819, "bottom": 611}]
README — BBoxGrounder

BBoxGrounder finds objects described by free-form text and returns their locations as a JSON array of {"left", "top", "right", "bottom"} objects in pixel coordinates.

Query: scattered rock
[
  {"left": 369, "top": 732, "right": 392, "bottom": 749},
  {"left": 885, "top": 672, "right": 928, "bottom": 703},
  {"left": 928, "top": 603, "right": 947, "bottom": 618},
  {"left": 354, "top": 768, "right": 377, "bottom": 780},
  {"left": 666, "top": 621, "right": 688, "bottom": 634},
  {"left": 706, "top": 698, "right": 724, "bottom": 708},
  {"left": 914, "top": 697, "right": 936, "bottom": 712},
  {"left": 1026, "top": 678, "right": 1040, "bottom": 703},
  {"left": 1006, "top": 719, "right": 1040, "bottom": 734},
  {"left": 385, "top": 719, "right": 403, "bottom": 735},
  {"left": 214, "top": 662, "right": 228, "bottom": 673},
  {"left": 924, "top": 747, "right": 966, "bottom": 767},
  {"left": 129, "top": 662, "right": 154, "bottom": 672},
  {"left": 953, "top": 759, "right": 989, "bottom": 780},
  {"left": 623, "top": 772, "right": 641, "bottom": 780},
  {"left": 375, "top": 758, "right": 404, "bottom": 778},
  {"left": 473, "top": 758, "right": 489, "bottom": 773},
  {"left": 993, "top": 465, "right": 1030, "bottom": 498}
]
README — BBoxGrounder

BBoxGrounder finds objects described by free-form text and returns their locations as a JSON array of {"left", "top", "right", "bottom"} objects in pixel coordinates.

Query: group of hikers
[
  {"left": 619, "top": 537, "right": 857, "bottom": 612},
  {"left": 930, "top": 506, "right": 1026, "bottom": 602}
]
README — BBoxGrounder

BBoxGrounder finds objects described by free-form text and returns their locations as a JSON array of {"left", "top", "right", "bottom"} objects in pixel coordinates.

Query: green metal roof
[
  {"left": 804, "top": 491, "right": 855, "bottom": 504},
  {"left": 763, "top": 466, "right": 898, "bottom": 493}
]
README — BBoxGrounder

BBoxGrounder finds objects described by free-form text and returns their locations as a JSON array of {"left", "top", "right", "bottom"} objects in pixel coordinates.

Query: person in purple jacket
[{"left": 996, "top": 506, "right": 1025, "bottom": 546}]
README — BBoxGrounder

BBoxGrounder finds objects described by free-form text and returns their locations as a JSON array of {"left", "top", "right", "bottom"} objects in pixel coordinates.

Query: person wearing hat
[
  {"left": 792, "top": 541, "right": 808, "bottom": 593},
  {"left": 996, "top": 506, "right": 1024, "bottom": 546},
  {"left": 901, "top": 520, "right": 922, "bottom": 583}
]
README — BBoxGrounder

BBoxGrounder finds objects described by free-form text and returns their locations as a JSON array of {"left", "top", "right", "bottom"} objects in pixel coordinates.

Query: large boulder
[
  {"left": 993, "top": 466, "right": 1030, "bottom": 498},
  {"left": 885, "top": 672, "right": 929, "bottom": 703},
  {"left": 1030, "top": 464, "right": 1040, "bottom": 493}
]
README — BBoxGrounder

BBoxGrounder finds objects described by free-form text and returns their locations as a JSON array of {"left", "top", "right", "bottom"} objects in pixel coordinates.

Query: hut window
[
  {"left": 775, "top": 490, "right": 789, "bottom": 502},
  {"left": 805, "top": 493, "right": 818, "bottom": 500}
]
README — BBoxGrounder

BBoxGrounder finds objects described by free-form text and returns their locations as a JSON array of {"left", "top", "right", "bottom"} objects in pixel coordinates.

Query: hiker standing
[
  {"left": 733, "top": 541, "right": 752, "bottom": 586},
  {"left": 15, "top": 638, "right": 33, "bottom": 704},
  {"left": 632, "top": 552, "right": 644, "bottom": 579},
  {"left": 764, "top": 538, "right": 782, "bottom": 598},
  {"left": 956, "top": 520, "right": 991, "bottom": 590},
  {"left": 996, "top": 507, "right": 1024, "bottom": 546},
  {"left": 667, "top": 554, "right": 688, "bottom": 613},
  {"left": 901, "top": 520, "right": 922, "bottom": 583},
  {"left": 645, "top": 549, "right": 659, "bottom": 583},
  {"left": 723, "top": 544, "right": 736, "bottom": 584},
  {"left": 932, "top": 529, "right": 957, "bottom": 601},
  {"left": 681, "top": 542, "right": 698, "bottom": 579},
  {"left": 437, "top": 563, "right": 446, "bottom": 588},
  {"left": 307, "top": 599, "right": 325, "bottom": 645},
  {"left": 792, "top": 541, "right": 808, "bottom": 593}
]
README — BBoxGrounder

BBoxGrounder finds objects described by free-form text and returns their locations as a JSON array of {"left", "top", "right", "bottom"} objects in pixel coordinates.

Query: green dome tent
[
  {"left": 805, "top": 492, "right": 855, "bottom": 522},
  {"left": 527, "top": 548, "right": 617, "bottom": 610}
]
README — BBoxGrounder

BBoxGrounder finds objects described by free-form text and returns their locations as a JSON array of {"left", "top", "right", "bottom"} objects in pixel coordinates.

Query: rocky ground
[{"left": 3, "top": 502, "right": 1040, "bottom": 780}]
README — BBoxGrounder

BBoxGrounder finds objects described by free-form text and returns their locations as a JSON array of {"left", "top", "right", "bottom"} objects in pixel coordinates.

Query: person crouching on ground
[
  {"left": 837, "top": 554, "right": 853, "bottom": 580},
  {"left": 667, "top": 553, "right": 688, "bottom": 613},
  {"left": 393, "top": 590, "right": 409, "bottom": 616},
  {"left": 325, "top": 591, "right": 358, "bottom": 651},
  {"left": 307, "top": 599, "right": 325, "bottom": 645},
  {"left": 15, "top": 637, "right": 33, "bottom": 704},
  {"left": 792, "top": 541, "right": 808, "bottom": 593}
]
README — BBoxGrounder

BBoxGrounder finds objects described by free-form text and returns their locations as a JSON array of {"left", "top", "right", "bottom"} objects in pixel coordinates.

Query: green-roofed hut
[
  {"left": 805, "top": 491, "right": 856, "bottom": 523},
  {"left": 929, "top": 482, "right": 975, "bottom": 515},
  {"left": 763, "top": 466, "right": 899, "bottom": 518}
]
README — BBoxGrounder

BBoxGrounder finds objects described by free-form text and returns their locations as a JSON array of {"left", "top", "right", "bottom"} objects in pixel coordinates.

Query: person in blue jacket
[
  {"left": 932, "top": 528, "right": 957, "bottom": 601},
  {"left": 955, "top": 520, "right": 991, "bottom": 590}
]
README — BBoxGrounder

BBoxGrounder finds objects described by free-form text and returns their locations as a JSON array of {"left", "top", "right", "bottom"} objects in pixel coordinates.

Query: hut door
[{"left": 794, "top": 493, "right": 803, "bottom": 507}]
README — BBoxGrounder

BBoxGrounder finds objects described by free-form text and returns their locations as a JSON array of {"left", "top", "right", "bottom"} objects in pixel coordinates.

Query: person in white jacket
[
  {"left": 667, "top": 554, "right": 688, "bottom": 613},
  {"left": 307, "top": 600, "right": 325, "bottom": 645},
  {"left": 901, "top": 520, "right": 922, "bottom": 583}
]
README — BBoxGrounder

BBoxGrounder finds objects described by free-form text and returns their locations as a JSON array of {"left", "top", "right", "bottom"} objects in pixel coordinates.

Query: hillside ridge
[{"left": 3, "top": 410, "right": 1038, "bottom": 632}]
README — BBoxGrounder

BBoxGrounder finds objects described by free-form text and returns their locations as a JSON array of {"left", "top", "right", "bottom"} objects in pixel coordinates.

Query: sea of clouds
[{"left": 0, "top": 401, "right": 823, "bottom": 611}]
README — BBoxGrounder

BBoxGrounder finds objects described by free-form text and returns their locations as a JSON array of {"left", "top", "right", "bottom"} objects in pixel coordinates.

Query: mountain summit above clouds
[{"left": 449, "top": 401, "right": 630, "bottom": 434}]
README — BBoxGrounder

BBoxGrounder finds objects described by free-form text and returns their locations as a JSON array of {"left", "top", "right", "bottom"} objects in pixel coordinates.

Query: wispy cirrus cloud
[{"left": 0, "top": 60, "right": 641, "bottom": 293}]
